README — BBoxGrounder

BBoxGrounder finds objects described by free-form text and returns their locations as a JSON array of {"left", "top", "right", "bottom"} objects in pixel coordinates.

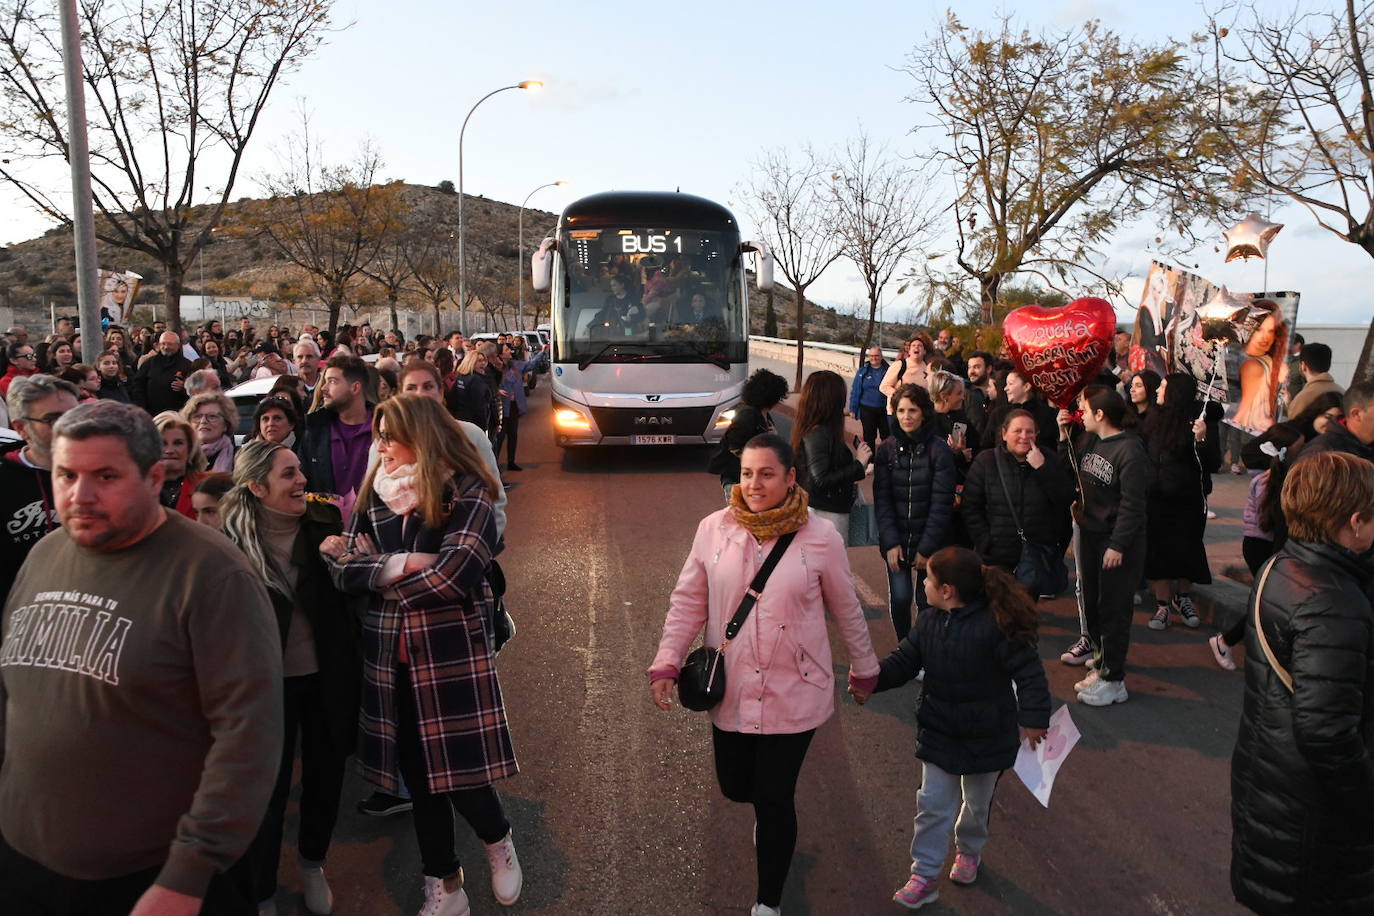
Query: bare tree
[
  {"left": 360, "top": 191, "right": 419, "bottom": 333},
  {"left": 831, "top": 132, "right": 937, "bottom": 353},
  {"left": 906, "top": 14, "right": 1254, "bottom": 325},
  {"left": 739, "top": 146, "right": 842, "bottom": 390},
  {"left": 403, "top": 227, "right": 459, "bottom": 337},
  {"left": 1215, "top": 0, "right": 1374, "bottom": 381},
  {"left": 0, "top": 0, "right": 333, "bottom": 329},
  {"left": 252, "top": 136, "right": 403, "bottom": 338}
]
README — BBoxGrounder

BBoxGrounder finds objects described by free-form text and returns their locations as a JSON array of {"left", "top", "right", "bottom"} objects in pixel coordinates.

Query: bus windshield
[{"left": 556, "top": 227, "right": 747, "bottom": 367}]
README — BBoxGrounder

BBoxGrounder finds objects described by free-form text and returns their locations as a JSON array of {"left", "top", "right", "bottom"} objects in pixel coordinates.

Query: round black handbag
[
  {"left": 677, "top": 646, "right": 726, "bottom": 711},
  {"left": 676, "top": 531, "right": 796, "bottom": 712}
]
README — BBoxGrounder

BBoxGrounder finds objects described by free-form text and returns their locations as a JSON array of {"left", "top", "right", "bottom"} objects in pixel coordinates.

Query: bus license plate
[{"left": 632, "top": 435, "right": 675, "bottom": 445}]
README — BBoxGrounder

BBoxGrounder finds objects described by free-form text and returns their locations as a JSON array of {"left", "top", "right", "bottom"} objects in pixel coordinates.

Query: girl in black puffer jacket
[
  {"left": 1231, "top": 451, "right": 1374, "bottom": 915},
  {"left": 874, "top": 384, "right": 957, "bottom": 639},
  {"left": 858, "top": 546, "right": 1050, "bottom": 909},
  {"left": 962, "top": 409, "right": 1075, "bottom": 578},
  {"left": 792, "top": 370, "right": 872, "bottom": 544}
]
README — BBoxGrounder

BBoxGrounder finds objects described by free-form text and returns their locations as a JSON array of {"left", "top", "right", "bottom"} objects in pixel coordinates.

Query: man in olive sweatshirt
[{"left": 0, "top": 400, "right": 283, "bottom": 915}]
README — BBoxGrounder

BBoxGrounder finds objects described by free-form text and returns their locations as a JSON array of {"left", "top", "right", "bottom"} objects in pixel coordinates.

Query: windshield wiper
[
  {"left": 576, "top": 343, "right": 661, "bottom": 371},
  {"left": 665, "top": 340, "right": 731, "bottom": 371}
]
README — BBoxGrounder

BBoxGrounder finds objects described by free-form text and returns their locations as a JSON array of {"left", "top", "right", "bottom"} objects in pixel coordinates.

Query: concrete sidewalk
[{"left": 771, "top": 389, "right": 1255, "bottom": 629}]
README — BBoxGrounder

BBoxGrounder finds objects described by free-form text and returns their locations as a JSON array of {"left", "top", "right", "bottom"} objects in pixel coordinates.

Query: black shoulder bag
[
  {"left": 678, "top": 531, "right": 797, "bottom": 711},
  {"left": 994, "top": 450, "right": 1068, "bottom": 598}
]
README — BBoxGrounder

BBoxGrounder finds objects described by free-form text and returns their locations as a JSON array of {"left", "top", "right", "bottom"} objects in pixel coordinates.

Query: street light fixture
[
  {"left": 457, "top": 79, "right": 543, "bottom": 334},
  {"left": 518, "top": 180, "right": 568, "bottom": 331}
]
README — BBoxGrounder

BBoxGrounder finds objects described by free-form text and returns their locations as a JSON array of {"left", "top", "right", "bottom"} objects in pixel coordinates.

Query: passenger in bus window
[{"left": 593, "top": 277, "right": 638, "bottom": 336}]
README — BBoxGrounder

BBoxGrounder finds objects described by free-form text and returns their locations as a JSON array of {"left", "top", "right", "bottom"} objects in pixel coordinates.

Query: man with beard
[
  {"left": 300, "top": 355, "right": 373, "bottom": 517},
  {"left": 131, "top": 332, "right": 193, "bottom": 416},
  {"left": 0, "top": 400, "right": 281, "bottom": 915}
]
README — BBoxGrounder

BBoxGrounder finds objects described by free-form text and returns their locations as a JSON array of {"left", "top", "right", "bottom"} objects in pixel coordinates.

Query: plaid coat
[{"left": 326, "top": 474, "right": 517, "bottom": 794}]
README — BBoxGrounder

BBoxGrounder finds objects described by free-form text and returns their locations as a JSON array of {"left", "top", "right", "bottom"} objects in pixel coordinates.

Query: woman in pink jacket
[{"left": 649, "top": 432, "right": 881, "bottom": 916}]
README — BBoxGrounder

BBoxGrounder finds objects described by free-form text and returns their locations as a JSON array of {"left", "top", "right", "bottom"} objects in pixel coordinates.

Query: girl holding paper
[{"left": 850, "top": 546, "right": 1050, "bottom": 910}]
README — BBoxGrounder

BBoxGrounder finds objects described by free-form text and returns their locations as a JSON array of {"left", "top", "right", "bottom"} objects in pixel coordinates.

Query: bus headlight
[
  {"left": 555, "top": 407, "right": 591, "bottom": 431},
  {"left": 714, "top": 408, "right": 737, "bottom": 429}
]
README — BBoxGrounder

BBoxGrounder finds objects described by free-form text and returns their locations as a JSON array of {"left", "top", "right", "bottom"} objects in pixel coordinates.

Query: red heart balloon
[{"left": 1003, "top": 298, "right": 1116, "bottom": 408}]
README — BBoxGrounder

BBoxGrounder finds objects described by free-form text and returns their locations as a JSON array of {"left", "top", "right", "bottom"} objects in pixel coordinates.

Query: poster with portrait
[
  {"left": 97, "top": 269, "right": 142, "bottom": 325},
  {"left": 1132, "top": 261, "right": 1300, "bottom": 432}
]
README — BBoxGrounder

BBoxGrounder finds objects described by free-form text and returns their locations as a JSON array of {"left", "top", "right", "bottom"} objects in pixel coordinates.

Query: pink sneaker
[
  {"left": 949, "top": 852, "right": 980, "bottom": 885},
  {"left": 893, "top": 873, "right": 940, "bottom": 909},
  {"left": 1209, "top": 634, "right": 1237, "bottom": 671}
]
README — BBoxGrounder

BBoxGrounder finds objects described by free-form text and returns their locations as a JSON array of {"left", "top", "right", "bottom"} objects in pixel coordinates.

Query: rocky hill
[{"left": 0, "top": 182, "right": 918, "bottom": 347}]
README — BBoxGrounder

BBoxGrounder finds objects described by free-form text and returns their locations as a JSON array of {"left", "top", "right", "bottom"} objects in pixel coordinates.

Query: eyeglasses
[
  {"left": 20, "top": 412, "right": 66, "bottom": 426},
  {"left": 190, "top": 413, "right": 224, "bottom": 425},
  {"left": 13, "top": 351, "right": 35, "bottom": 360},
  {"left": 376, "top": 430, "right": 393, "bottom": 446}
]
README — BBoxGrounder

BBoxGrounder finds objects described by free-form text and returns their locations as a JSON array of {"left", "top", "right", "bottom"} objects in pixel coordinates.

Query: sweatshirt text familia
[{"left": 0, "top": 510, "right": 282, "bottom": 897}]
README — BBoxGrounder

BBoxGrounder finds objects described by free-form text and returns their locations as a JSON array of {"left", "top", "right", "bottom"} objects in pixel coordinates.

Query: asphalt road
[{"left": 269, "top": 380, "right": 1250, "bottom": 916}]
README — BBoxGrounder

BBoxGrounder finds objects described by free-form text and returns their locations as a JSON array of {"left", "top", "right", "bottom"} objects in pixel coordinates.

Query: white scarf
[{"left": 373, "top": 461, "right": 419, "bottom": 516}]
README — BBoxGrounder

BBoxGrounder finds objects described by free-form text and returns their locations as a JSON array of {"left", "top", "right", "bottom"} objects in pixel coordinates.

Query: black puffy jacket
[
  {"left": 962, "top": 446, "right": 1075, "bottom": 569},
  {"left": 1231, "top": 540, "right": 1374, "bottom": 914},
  {"left": 873, "top": 423, "right": 957, "bottom": 558},
  {"left": 795, "top": 425, "right": 864, "bottom": 513},
  {"left": 874, "top": 600, "right": 1051, "bottom": 774}
]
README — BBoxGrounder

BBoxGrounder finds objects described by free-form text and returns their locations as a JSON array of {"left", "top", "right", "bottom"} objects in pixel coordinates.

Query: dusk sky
[{"left": 2, "top": 0, "right": 1368, "bottom": 326}]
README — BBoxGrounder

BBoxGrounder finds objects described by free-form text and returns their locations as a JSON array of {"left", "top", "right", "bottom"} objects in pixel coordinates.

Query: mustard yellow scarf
[{"left": 728, "top": 484, "right": 810, "bottom": 540}]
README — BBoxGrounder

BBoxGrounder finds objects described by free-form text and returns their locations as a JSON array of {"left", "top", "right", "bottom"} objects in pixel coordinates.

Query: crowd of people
[
  {"left": 662, "top": 327, "right": 1374, "bottom": 913},
  {"left": 2, "top": 311, "right": 1371, "bottom": 915},
  {"left": 1, "top": 317, "right": 546, "bottom": 916}
]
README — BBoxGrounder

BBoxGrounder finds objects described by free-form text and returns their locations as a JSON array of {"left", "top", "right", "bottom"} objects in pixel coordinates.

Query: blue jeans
[{"left": 887, "top": 562, "right": 929, "bottom": 641}]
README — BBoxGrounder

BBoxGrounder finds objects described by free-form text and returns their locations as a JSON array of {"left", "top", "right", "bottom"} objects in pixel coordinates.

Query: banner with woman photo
[
  {"left": 97, "top": 269, "right": 142, "bottom": 325},
  {"left": 1131, "top": 261, "right": 1299, "bottom": 435}
]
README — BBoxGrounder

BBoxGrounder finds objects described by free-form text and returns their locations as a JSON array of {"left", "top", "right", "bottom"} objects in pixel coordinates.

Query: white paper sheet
[{"left": 1013, "top": 705, "right": 1081, "bottom": 808}]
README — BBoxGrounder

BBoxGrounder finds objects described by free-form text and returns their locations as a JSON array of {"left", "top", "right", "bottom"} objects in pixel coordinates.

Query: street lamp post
[
  {"left": 518, "top": 180, "right": 567, "bottom": 331},
  {"left": 458, "top": 79, "right": 542, "bottom": 335}
]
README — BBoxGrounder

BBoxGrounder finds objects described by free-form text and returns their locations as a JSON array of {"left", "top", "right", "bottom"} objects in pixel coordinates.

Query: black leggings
[
  {"left": 858, "top": 404, "right": 890, "bottom": 451},
  {"left": 240, "top": 674, "right": 348, "bottom": 902},
  {"left": 395, "top": 666, "right": 509, "bottom": 879},
  {"left": 1219, "top": 536, "right": 1280, "bottom": 647},
  {"left": 711, "top": 726, "right": 816, "bottom": 909},
  {"left": 496, "top": 409, "right": 520, "bottom": 466}
]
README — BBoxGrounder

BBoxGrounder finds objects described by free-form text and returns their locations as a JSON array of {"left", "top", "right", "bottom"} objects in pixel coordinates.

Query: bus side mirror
[
  {"left": 531, "top": 237, "right": 556, "bottom": 292},
  {"left": 742, "top": 240, "right": 773, "bottom": 292}
]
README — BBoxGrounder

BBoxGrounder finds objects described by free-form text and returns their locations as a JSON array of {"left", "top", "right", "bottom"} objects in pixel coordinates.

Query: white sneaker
[
  {"left": 420, "top": 874, "right": 470, "bottom": 916},
  {"left": 300, "top": 864, "right": 333, "bottom": 915},
  {"left": 752, "top": 905, "right": 782, "bottom": 916},
  {"left": 1077, "top": 677, "right": 1129, "bottom": 706},
  {"left": 1074, "top": 669, "right": 1100, "bottom": 693},
  {"left": 485, "top": 831, "right": 523, "bottom": 906}
]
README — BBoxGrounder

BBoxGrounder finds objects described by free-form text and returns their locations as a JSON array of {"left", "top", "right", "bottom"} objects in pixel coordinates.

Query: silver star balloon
[
  {"left": 1196, "top": 286, "right": 1249, "bottom": 343},
  {"left": 1223, "top": 212, "right": 1283, "bottom": 262}
]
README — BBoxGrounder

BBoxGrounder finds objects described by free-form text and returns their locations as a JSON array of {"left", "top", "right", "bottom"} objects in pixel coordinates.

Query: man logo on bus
[
  {"left": 645, "top": 395, "right": 662, "bottom": 402},
  {"left": 633, "top": 416, "right": 672, "bottom": 426}
]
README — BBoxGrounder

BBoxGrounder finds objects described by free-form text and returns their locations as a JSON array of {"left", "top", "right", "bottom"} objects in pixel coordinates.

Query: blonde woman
[
  {"left": 320, "top": 396, "right": 521, "bottom": 915},
  {"left": 221, "top": 440, "right": 359, "bottom": 916},
  {"left": 151, "top": 410, "right": 207, "bottom": 518},
  {"left": 182, "top": 392, "right": 238, "bottom": 473},
  {"left": 879, "top": 333, "right": 934, "bottom": 413}
]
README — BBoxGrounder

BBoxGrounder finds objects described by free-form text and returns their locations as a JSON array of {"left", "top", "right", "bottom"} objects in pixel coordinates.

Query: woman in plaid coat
[{"left": 321, "top": 395, "right": 521, "bottom": 916}]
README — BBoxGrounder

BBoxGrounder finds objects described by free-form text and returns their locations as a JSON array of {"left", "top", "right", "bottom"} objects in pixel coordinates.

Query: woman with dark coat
[
  {"left": 1230, "top": 450, "right": 1374, "bottom": 914},
  {"left": 220, "top": 440, "right": 361, "bottom": 914},
  {"left": 321, "top": 395, "right": 521, "bottom": 915},
  {"left": 962, "top": 409, "right": 1075, "bottom": 583},
  {"left": 874, "top": 384, "right": 957, "bottom": 639},
  {"left": 792, "top": 370, "right": 872, "bottom": 544},
  {"left": 449, "top": 349, "right": 496, "bottom": 432},
  {"left": 1141, "top": 372, "right": 1213, "bottom": 630},
  {"left": 711, "top": 368, "right": 788, "bottom": 494}
]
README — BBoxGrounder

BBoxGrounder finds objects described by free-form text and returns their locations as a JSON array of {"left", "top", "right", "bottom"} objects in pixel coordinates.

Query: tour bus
[{"left": 531, "top": 190, "right": 772, "bottom": 448}]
